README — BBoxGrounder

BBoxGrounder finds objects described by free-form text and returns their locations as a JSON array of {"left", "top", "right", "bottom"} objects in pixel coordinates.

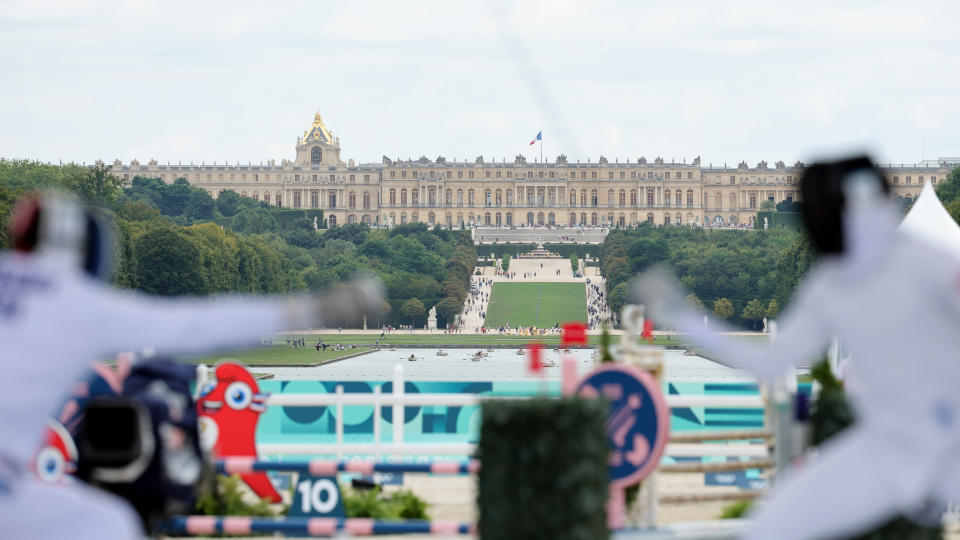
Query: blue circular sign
[{"left": 576, "top": 364, "right": 668, "bottom": 487}]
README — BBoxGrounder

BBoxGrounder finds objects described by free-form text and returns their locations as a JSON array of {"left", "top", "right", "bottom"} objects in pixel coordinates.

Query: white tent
[{"left": 898, "top": 180, "right": 960, "bottom": 260}]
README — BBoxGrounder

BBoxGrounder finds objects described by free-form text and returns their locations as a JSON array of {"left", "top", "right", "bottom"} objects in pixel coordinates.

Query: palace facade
[{"left": 106, "top": 113, "right": 954, "bottom": 228}]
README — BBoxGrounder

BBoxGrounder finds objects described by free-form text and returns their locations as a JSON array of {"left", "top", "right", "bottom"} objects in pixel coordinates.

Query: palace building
[{"left": 106, "top": 113, "right": 955, "bottom": 228}]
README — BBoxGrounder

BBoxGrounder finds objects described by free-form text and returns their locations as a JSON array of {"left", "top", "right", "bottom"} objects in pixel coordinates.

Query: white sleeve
[
  {"left": 679, "top": 273, "right": 831, "bottom": 382},
  {"left": 82, "top": 283, "right": 293, "bottom": 357}
]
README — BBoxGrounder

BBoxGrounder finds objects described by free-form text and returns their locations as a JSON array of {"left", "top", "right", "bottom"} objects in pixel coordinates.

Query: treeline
[
  {"left": 0, "top": 160, "right": 476, "bottom": 328},
  {"left": 601, "top": 226, "right": 813, "bottom": 329}
]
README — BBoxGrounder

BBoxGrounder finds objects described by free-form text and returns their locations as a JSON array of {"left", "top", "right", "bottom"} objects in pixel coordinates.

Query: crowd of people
[{"left": 586, "top": 280, "right": 611, "bottom": 329}]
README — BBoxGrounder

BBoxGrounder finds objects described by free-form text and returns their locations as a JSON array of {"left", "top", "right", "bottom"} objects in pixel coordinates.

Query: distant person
[
  {"left": 635, "top": 156, "right": 960, "bottom": 540},
  {"left": 0, "top": 192, "right": 383, "bottom": 540}
]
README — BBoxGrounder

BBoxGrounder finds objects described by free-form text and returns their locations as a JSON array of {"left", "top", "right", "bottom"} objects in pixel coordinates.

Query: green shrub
[
  {"left": 342, "top": 486, "right": 429, "bottom": 520},
  {"left": 719, "top": 500, "right": 752, "bottom": 519},
  {"left": 478, "top": 397, "right": 609, "bottom": 540},
  {"left": 195, "top": 474, "right": 279, "bottom": 517}
]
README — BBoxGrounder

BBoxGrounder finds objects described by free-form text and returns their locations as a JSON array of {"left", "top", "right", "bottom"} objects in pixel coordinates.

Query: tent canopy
[{"left": 898, "top": 181, "right": 960, "bottom": 259}]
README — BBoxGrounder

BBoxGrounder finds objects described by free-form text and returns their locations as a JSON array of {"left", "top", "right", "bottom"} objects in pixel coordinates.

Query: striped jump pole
[
  {"left": 161, "top": 516, "right": 476, "bottom": 536},
  {"left": 217, "top": 457, "right": 480, "bottom": 476}
]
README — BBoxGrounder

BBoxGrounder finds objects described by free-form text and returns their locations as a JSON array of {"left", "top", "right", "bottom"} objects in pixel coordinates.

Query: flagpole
[{"left": 540, "top": 132, "right": 543, "bottom": 163}]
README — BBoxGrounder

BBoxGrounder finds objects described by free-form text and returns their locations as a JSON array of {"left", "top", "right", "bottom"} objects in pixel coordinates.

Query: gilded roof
[{"left": 303, "top": 112, "right": 333, "bottom": 145}]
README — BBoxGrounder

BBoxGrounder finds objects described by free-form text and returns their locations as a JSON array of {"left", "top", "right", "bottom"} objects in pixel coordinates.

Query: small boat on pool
[
  {"left": 407, "top": 354, "right": 417, "bottom": 362},
  {"left": 516, "top": 349, "right": 525, "bottom": 355},
  {"left": 436, "top": 350, "right": 449, "bottom": 356}
]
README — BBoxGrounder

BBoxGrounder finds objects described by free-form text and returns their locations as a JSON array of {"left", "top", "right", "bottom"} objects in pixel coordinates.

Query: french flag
[{"left": 529, "top": 131, "right": 541, "bottom": 145}]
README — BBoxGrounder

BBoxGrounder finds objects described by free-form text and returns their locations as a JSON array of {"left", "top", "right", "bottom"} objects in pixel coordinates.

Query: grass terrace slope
[{"left": 484, "top": 282, "right": 586, "bottom": 328}]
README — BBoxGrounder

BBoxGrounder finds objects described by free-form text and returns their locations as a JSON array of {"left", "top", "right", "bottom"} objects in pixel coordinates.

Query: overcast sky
[{"left": 1, "top": 0, "right": 957, "bottom": 168}]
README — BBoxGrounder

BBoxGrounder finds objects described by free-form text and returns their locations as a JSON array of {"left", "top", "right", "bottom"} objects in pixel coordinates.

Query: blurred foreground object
[
  {"left": 478, "top": 397, "right": 609, "bottom": 540},
  {"left": 0, "top": 192, "right": 381, "bottom": 538},
  {"left": 634, "top": 156, "right": 960, "bottom": 540}
]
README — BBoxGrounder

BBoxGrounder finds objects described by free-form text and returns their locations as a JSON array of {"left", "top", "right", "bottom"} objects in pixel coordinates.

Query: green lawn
[
  {"left": 180, "top": 332, "right": 771, "bottom": 366},
  {"left": 483, "top": 282, "right": 587, "bottom": 328},
  {"left": 186, "top": 343, "right": 372, "bottom": 366}
]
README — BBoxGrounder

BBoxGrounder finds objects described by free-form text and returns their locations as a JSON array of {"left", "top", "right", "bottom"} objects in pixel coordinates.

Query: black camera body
[{"left": 74, "top": 360, "right": 211, "bottom": 529}]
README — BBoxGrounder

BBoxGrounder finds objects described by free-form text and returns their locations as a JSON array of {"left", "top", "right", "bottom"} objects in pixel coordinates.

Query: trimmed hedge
[
  {"left": 478, "top": 397, "right": 609, "bottom": 540},
  {"left": 754, "top": 211, "right": 803, "bottom": 231},
  {"left": 272, "top": 208, "right": 325, "bottom": 232}
]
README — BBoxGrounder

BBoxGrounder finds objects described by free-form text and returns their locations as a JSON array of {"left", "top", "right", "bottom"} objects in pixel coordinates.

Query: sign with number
[
  {"left": 576, "top": 364, "right": 668, "bottom": 487},
  {"left": 289, "top": 475, "right": 345, "bottom": 518}
]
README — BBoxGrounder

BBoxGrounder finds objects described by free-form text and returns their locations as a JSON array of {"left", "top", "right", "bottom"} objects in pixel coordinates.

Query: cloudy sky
[{"left": 1, "top": 0, "right": 957, "bottom": 168}]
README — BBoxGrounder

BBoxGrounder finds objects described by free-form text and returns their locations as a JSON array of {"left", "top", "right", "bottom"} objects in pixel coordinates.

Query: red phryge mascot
[{"left": 196, "top": 362, "right": 281, "bottom": 502}]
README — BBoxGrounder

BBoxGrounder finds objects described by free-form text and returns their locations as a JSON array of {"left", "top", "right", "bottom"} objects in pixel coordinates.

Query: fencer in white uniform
[
  {"left": 0, "top": 193, "right": 381, "bottom": 539},
  {"left": 635, "top": 156, "right": 960, "bottom": 540}
]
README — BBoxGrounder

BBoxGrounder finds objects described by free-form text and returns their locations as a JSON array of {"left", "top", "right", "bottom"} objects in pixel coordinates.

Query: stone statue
[
  {"left": 427, "top": 306, "right": 438, "bottom": 331},
  {"left": 763, "top": 217, "right": 769, "bottom": 230},
  {"left": 429, "top": 306, "right": 437, "bottom": 319},
  {"left": 762, "top": 317, "right": 768, "bottom": 333},
  {"left": 313, "top": 216, "right": 318, "bottom": 230}
]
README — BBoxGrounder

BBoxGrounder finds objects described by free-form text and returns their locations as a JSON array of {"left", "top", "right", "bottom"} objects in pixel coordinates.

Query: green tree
[
  {"left": 741, "top": 298, "right": 766, "bottom": 330},
  {"left": 713, "top": 297, "right": 734, "bottom": 320},
  {"left": 570, "top": 253, "right": 579, "bottom": 273},
  {"left": 766, "top": 298, "right": 780, "bottom": 318},
  {"left": 399, "top": 298, "right": 426, "bottom": 327},
  {"left": 134, "top": 226, "right": 207, "bottom": 295},
  {"left": 434, "top": 297, "right": 462, "bottom": 327},
  {"left": 63, "top": 162, "right": 124, "bottom": 206},
  {"left": 501, "top": 253, "right": 510, "bottom": 272},
  {"left": 686, "top": 293, "right": 705, "bottom": 311},
  {"left": 607, "top": 282, "right": 630, "bottom": 317},
  {"left": 216, "top": 189, "right": 243, "bottom": 217}
]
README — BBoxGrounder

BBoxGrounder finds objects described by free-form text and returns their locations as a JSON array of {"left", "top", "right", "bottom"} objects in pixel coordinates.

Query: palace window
[
  {"left": 619, "top": 190, "right": 626, "bottom": 206},
  {"left": 310, "top": 191, "right": 319, "bottom": 208},
  {"left": 496, "top": 171, "right": 501, "bottom": 179},
  {"left": 592, "top": 172, "right": 597, "bottom": 179},
  {"left": 687, "top": 190, "right": 694, "bottom": 206},
  {"left": 608, "top": 172, "right": 614, "bottom": 179},
  {"left": 348, "top": 192, "right": 356, "bottom": 208},
  {"left": 665, "top": 172, "right": 671, "bottom": 180},
  {"left": 412, "top": 190, "right": 419, "bottom": 206},
  {"left": 486, "top": 171, "right": 491, "bottom": 178},
  {"left": 457, "top": 171, "right": 463, "bottom": 179},
  {"left": 591, "top": 189, "right": 598, "bottom": 206},
  {"left": 620, "top": 172, "right": 625, "bottom": 179},
  {"left": 364, "top": 174, "right": 370, "bottom": 183},
  {"left": 729, "top": 175, "right": 736, "bottom": 184},
  {"left": 664, "top": 190, "right": 671, "bottom": 207},
  {"left": 311, "top": 147, "right": 322, "bottom": 165},
  {"left": 293, "top": 191, "right": 301, "bottom": 208},
  {"left": 389, "top": 189, "right": 396, "bottom": 205},
  {"left": 390, "top": 171, "right": 396, "bottom": 178},
  {"left": 468, "top": 190, "right": 475, "bottom": 205},
  {"left": 401, "top": 171, "right": 407, "bottom": 179},
  {"left": 349, "top": 174, "right": 355, "bottom": 183},
  {"left": 630, "top": 190, "right": 637, "bottom": 206},
  {"left": 687, "top": 172, "right": 693, "bottom": 179},
  {"left": 363, "top": 192, "right": 371, "bottom": 209},
  {"left": 401, "top": 189, "right": 408, "bottom": 205}
]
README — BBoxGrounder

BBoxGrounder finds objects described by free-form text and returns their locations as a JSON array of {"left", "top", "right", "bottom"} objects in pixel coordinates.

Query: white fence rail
[{"left": 259, "top": 364, "right": 769, "bottom": 460}]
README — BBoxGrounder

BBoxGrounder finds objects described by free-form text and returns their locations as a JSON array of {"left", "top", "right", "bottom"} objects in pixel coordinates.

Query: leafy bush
[
  {"left": 342, "top": 486, "right": 428, "bottom": 519},
  {"left": 195, "top": 474, "right": 279, "bottom": 517},
  {"left": 720, "top": 500, "right": 752, "bottom": 519},
  {"left": 478, "top": 397, "right": 609, "bottom": 540}
]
